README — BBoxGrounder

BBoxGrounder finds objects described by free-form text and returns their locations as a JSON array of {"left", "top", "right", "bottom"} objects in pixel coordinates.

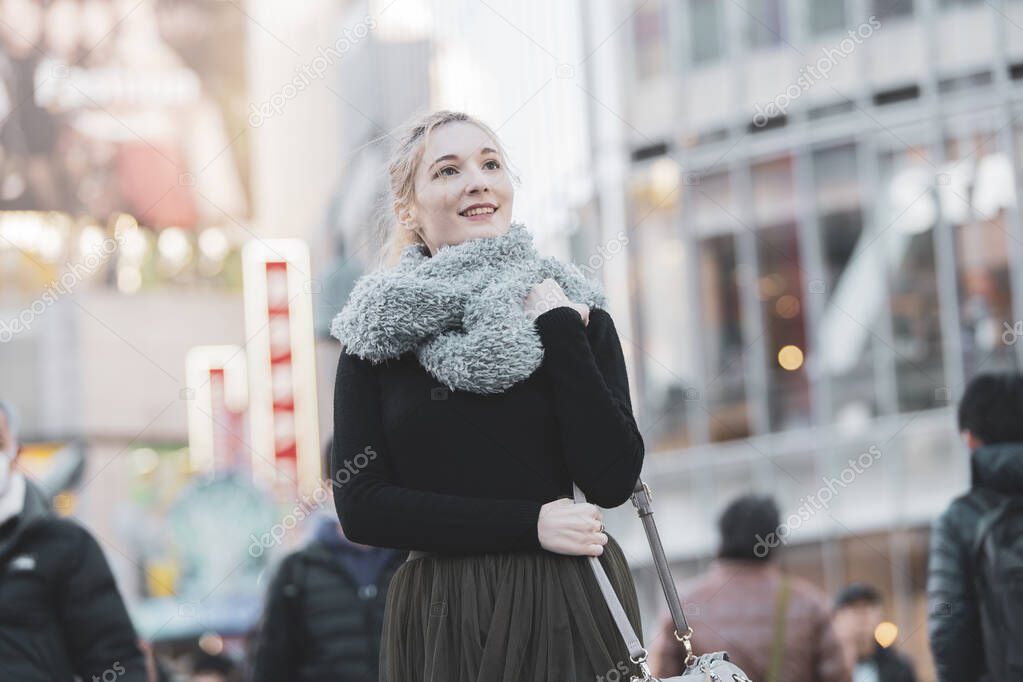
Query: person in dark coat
[
  {"left": 0, "top": 399, "right": 147, "bottom": 681},
  {"left": 833, "top": 583, "right": 916, "bottom": 682},
  {"left": 248, "top": 507, "right": 404, "bottom": 682},
  {"left": 927, "top": 373, "right": 1023, "bottom": 682}
]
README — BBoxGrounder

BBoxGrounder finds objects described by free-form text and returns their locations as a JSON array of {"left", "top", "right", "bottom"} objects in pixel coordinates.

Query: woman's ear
[{"left": 394, "top": 201, "right": 417, "bottom": 230}]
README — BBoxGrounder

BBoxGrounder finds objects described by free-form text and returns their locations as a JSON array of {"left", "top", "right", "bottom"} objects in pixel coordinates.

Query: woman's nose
[{"left": 465, "top": 167, "right": 489, "bottom": 193}]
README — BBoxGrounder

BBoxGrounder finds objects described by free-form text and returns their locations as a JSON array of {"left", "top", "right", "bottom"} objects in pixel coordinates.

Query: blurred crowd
[{"left": 2, "top": 371, "right": 1021, "bottom": 680}]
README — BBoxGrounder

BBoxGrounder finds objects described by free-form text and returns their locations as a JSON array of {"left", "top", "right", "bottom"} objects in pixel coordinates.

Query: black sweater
[{"left": 330, "top": 305, "right": 645, "bottom": 554}]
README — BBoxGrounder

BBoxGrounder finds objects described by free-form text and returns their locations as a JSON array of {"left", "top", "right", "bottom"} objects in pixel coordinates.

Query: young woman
[{"left": 330, "top": 110, "right": 646, "bottom": 682}]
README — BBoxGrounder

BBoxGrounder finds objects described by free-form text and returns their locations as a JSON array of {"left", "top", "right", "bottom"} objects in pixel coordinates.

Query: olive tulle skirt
[{"left": 378, "top": 532, "right": 644, "bottom": 682}]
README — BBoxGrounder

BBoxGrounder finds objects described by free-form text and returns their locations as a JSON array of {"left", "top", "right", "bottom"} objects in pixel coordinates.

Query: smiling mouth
[{"left": 459, "top": 206, "right": 498, "bottom": 217}]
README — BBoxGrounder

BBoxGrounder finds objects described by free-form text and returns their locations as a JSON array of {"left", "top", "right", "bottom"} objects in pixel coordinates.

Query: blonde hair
[{"left": 374, "top": 110, "right": 520, "bottom": 270}]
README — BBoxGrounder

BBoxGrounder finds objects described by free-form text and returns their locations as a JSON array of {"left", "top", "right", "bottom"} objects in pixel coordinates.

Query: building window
[
  {"left": 879, "top": 146, "right": 948, "bottom": 412},
  {"left": 751, "top": 156, "right": 812, "bottom": 432},
  {"left": 872, "top": 0, "right": 914, "bottom": 20},
  {"left": 693, "top": 172, "right": 752, "bottom": 441},
  {"left": 944, "top": 129, "right": 1019, "bottom": 378},
  {"left": 628, "top": 163, "right": 692, "bottom": 452},
  {"left": 809, "top": 0, "right": 846, "bottom": 35},
  {"left": 812, "top": 144, "right": 880, "bottom": 424},
  {"left": 633, "top": 0, "right": 668, "bottom": 79},
  {"left": 743, "top": 0, "right": 787, "bottom": 48},
  {"left": 699, "top": 234, "right": 752, "bottom": 441},
  {"left": 689, "top": 0, "right": 723, "bottom": 64}
]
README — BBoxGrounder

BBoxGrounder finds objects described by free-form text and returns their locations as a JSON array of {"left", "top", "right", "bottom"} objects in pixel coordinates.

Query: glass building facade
[
  {"left": 630, "top": 109, "right": 1023, "bottom": 450},
  {"left": 583, "top": 1, "right": 1023, "bottom": 677}
]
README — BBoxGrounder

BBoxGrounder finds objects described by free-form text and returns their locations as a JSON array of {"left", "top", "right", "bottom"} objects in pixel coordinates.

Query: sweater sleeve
[
  {"left": 534, "top": 305, "right": 645, "bottom": 507},
  {"left": 332, "top": 349, "right": 544, "bottom": 553}
]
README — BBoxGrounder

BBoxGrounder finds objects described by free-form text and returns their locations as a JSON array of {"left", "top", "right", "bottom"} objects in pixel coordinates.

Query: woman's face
[{"left": 400, "top": 121, "right": 514, "bottom": 254}]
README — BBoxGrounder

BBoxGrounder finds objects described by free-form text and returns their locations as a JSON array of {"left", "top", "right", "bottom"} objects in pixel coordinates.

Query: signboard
[
  {"left": 242, "top": 240, "right": 319, "bottom": 500},
  {"left": 185, "top": 345, "right": 249, "bottom": 476},
  {"left": 0, "top": 0, "right": 251, "bottom": 222}
]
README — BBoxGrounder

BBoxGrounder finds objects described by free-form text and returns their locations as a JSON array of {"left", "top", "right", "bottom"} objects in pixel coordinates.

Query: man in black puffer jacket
[
  {"left": 927, "top": 373, "right": 1023, "bottom": 682},
  {"left": 0, "top": 400, "right": 147, "bottom": 681},
  {"left": 249, "top": 437, "right": 405, "bottom": 681},
  {"left": 249, "top": 510, "right": 404, "bottom": 682}
]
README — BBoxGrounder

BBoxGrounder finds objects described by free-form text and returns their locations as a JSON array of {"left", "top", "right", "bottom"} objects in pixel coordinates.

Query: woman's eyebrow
[
  {"left": 428, "top": 147, "right": 499, "bottom": 171},
  {"left": 429, "top": 154, "right": 459, "bottom": 170}
]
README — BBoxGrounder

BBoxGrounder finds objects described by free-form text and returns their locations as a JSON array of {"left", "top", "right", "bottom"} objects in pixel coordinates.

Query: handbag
[{"left": 573, "top": 479, "right": 755, "bottom": 682}]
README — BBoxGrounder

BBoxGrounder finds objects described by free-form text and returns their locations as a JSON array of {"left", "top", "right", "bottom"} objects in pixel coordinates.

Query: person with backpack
[
  {"left": 0, "top": 399, "right": 148, "bottom": 681},
  {"left": 248, "top": 503, "right": 404, "bottom": 681},
  {"left": 928, "top": 372, "right": 1023, "bottom": 682}
]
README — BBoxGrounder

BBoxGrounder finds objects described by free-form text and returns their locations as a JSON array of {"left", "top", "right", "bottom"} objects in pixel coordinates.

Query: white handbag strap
[
  {"left": 573, "top": 479, "right": 697, "bottom": 674},
  {"left": 572, "top": 483, "right": 648, "bottom": 665}
]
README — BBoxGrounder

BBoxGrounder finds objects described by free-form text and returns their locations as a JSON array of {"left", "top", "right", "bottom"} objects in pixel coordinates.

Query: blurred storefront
[
  {"left": 0, "top": 0, "right": 261, "bottom": 662},
  {"left": 582, "top": 1, "right": 1023, "bottom": 678}
]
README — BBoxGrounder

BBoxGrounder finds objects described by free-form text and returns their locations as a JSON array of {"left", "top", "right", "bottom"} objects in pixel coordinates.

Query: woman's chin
[
  {"left": 460, "top": 222, "right": 510, "bottom": 241},
  {"left": 435, "top": 221, "right": 512, "bottom": 250}
]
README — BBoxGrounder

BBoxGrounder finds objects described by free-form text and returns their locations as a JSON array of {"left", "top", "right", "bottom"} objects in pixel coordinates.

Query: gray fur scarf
[{"left": 330, "top": 221, "right": 608, "bottom": 394}]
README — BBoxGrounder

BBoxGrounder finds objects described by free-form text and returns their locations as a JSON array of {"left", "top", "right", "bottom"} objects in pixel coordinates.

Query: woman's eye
[
  {"left": 484, "top": 159, "right": 501, "bottom": 170},
  {"left": 437, "top": 166, "right": 458, "bottom": 177}
]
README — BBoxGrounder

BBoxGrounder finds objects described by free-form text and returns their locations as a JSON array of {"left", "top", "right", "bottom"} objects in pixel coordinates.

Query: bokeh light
[{"left": 777, "top": 344, "right": 804, "bottom": 371}]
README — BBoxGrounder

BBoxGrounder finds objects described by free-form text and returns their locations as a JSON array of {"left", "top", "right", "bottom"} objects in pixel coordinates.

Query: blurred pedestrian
[
  {"left": 650, "top": 494, "right": 850, "bottom": 682},
  {"left": 833, "top": 583, "right": 916, "bottom": 682},
  {"left": 330, "top": 109, "right": 646, "bottom": 681},
  {"left": 190, "top": 648, "right": 236, "bottom": 682},
  {"left": 139, "top": 638, "right": 174, "bottom": 682},
  {"left": 928, "top": 372, "right": 1023, "bottom": 682},
  {"left": 249, "top": 440, "right": 404, "bottom": 682},
  {"left": 0, "top": 399, "right": 148, "bottom": 681}
]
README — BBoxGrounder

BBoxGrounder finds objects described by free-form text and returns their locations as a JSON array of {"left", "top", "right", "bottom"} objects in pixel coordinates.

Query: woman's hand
[
  {"left": 538, "top": 498, "right": 607, "bottom": 556},
  {"left": 523, "top": 278, "right": 589, "bottom": 326}
]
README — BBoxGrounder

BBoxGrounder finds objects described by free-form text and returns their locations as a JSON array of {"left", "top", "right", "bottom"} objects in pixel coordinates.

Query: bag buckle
[
  {"left": 629, "top": 660, "right": 658, "bottom": 681},
  {"left": 627, "top": 651, "right": 657, "bottom": 681},
  {"left": 675, "top": 627, "right": 697, "bottom": 668},
  {"left": 630, "top": 481, "right": 654, "bottom": 512}
]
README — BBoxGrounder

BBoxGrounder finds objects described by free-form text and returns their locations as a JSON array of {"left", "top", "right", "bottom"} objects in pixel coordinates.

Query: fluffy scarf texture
[{"left": 330, "top": 221, "right": 608, "bottom": 394}]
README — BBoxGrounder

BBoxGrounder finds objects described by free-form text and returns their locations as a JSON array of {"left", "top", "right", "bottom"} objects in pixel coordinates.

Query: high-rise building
[{"left": 582, "top": 1, "right": 1023, "bottom": 676}]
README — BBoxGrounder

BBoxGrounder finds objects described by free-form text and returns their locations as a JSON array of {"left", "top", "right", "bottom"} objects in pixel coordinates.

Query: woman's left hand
[{"left": 523, "top": 278, "right": 589, "bottom": 326}]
